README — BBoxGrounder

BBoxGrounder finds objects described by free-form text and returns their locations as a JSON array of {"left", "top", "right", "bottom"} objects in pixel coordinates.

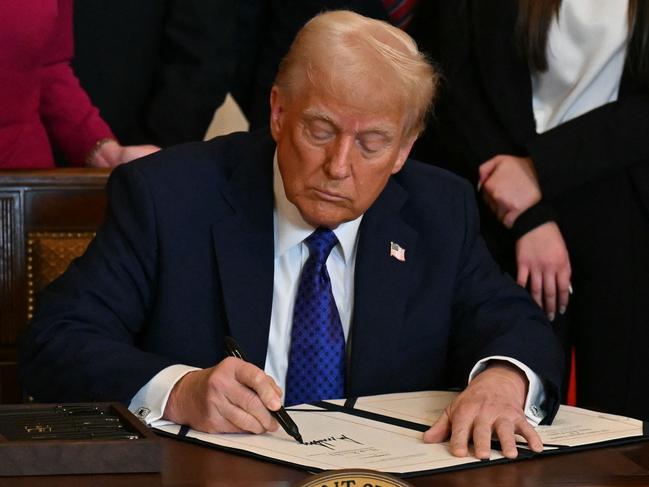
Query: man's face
[{"left": 270, "top": 82, "right": 415, "bottom": 229}]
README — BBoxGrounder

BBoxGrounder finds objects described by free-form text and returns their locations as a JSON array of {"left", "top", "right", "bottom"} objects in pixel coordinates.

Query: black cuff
[{"left": 510, "top": 201, "right": 557, "bottom": 240}]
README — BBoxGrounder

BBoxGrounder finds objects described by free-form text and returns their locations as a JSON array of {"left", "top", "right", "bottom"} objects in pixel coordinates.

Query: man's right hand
[{"left": 162, "top": 357, "right": 283, "bottom": 434}]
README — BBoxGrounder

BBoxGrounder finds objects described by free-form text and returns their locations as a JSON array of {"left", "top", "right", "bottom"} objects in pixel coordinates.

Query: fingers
[
  {"left": 557, "top": 264, "right": 572, "bottom": 316},
  {"left": 234, "top": 361, "right": 282, "bottom": 411},
  {"left": 542, "top": 270, "right": 557, "bottom": 321},
  {"left": 447, "top": 414, "right": 472, "bottom": 458},
  {"left": 428, "top": 364, "right": 537, "bottom": 460},
  {"left": 215, "top": 396, "right": 268, "bottom": 434},
  {"left": 494, "top": 417, "right": 544, "bottom": 458},
  {"left": 168, "top": 358, "right": 282, "bottom": 435},
  {"left": 478, "top": 155, "right": 541, "bottom": 223},
  {"left": 120, "top": 144, "right": 161, "bottom": 163},
  {"left": 221, "top": 382, "right": 275, "bottom": 433},
  {"left": 517, "top": 418, "right": 544, "bottom": 453},
  {"left": 493, "top": 419, "right": 518, "bottom": 458},
  {"left": 478, "top": 157, "right": 499, "bottom": 189},
  {"left": 470, "top": 419, "right": 493, "bottom": 459},
  {"left": 529, "top": 270, "right": 543, "bottom": 309},
  {"left": 524, "top": 270, "right": 562, "bottom": 320},
  {"left": 423, "top": 409, "right": 451, "bottom": 444},
  {"left": 425, "top": 408, "right": 490, "bottom": 459},
  {"left": 436, "top": 411, "right": 543, "bottom": 460},
  {"left": 271, "top": 380, "right": 283, "bottom": 399},
  {"left": 503, "top": 210, "right": 517, "bottom": 229},
  {"left": 520, "top": 257, "right": 571, "bottom": 320},
  {"left": 428, "top": 410, "right": 536, "bottom": 460},
  {"left": 220, "top": 360, "right": 280, "bottom": 433},
  {"left": 515, "top": 222, "right": 572, "bottom": 319},
  {"left": 517, "top": 265, "right": 530, "bottom": 289}
]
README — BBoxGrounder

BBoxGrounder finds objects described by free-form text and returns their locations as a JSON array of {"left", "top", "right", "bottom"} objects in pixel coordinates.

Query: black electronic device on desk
[{"left": 0, "top": 403, "right": 161, "bottom": 476}]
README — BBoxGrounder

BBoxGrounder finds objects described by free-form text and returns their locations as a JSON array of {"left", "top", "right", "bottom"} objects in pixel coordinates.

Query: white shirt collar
[{"left": 273, "top": 151, "right": 362, "bottom": 263}]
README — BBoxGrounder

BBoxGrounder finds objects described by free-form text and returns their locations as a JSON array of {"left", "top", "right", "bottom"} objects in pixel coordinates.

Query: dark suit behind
[
  {"left": 411, "top": 0, "right": 649, "bottom": 420},
  {"left": 234, "top": 1, "right": 390, "bottom": 129},
  {"left": 20, "top": 130, "right": 563, "bottom": 421},
  {"left": 73, "top": 0, "right": 237, "bottom": 146}
]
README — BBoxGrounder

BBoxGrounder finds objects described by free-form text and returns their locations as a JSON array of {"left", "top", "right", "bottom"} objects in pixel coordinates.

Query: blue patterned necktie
[{"left": 284, "top": 228, "right": 345, "bottom": 406}]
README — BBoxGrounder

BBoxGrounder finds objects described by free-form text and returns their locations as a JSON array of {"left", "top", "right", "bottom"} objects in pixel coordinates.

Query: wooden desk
[{"left": 2, "top": 435, "right": 649, "bottom": 486}]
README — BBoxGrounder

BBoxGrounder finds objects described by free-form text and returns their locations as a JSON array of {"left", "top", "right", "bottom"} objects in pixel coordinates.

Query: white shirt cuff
[
  {"left": 128, "top": 364, "right": 200, "bottom": 426},
  {"left": 469, "top": 355, "right": 547, "bottom": 426}
]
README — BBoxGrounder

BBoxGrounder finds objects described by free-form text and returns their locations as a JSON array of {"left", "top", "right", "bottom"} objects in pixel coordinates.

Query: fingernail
[
  {"left": 559, "top": 306, "right": 566, "bottom": 315},
  {"left": 477, "top": 180, "right": 482, "bottom": 191},
  {"left": 548, "top": 312, "right": 555, "bottom": 322},
  {"left": 568, "top": 284, "right": 573, "bottom": 295}
]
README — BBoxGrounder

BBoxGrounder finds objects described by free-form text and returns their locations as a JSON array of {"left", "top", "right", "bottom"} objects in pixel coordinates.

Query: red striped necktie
[{"left": 382, "top": 0, "right": 418, "bottom": 29}]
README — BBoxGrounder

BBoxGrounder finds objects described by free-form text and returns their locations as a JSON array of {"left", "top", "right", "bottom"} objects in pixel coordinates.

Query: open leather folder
[{"left": 154, "top": 391, "right": 648, "bottom": 477}]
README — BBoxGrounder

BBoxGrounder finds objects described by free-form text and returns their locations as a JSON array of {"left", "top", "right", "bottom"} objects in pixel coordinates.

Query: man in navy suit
[{"left": 21, "top": 11, "right": 563, "bottom": 460}]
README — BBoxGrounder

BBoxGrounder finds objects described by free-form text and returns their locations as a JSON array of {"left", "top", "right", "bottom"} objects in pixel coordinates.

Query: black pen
[{"left": 224, "top": 336, "right": 303, "bottom": 444}]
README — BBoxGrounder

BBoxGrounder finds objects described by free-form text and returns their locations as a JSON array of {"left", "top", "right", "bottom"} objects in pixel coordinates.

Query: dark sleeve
[
  {"left": 448, "top": 183, "right": 564, "bottom": 423},
  {"left": 229, "top": 0, "right": 272, "bottom": 122},
  {"left": 411, "top": 1, "right": 523, "bottom": 183},
  {"left": 412, "top": 1, "right": 562, "bottom": 238},
  {"left": 527, "top": 92, "right": 649, "bottom": 201},
  {"left": 144, "top": 0, "right": 238, "bottom": 146},
  {"left": 20, "top": 163, "right": 174, "bottom": 403}
]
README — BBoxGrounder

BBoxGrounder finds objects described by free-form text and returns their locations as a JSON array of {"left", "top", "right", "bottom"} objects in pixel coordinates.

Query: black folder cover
[{"left": 154, "top": 393, "right": 649, "bottom": 478}]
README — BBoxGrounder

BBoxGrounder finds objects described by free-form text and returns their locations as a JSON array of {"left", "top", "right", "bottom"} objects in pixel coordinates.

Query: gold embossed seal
[{"left": 295, "top": 468, "right": 413, "bottom": 487}]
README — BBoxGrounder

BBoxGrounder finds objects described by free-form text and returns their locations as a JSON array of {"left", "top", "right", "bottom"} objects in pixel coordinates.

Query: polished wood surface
[
  {"left": 0, "top": 168, "right": 110, "bottom": 403},
  {"left": 1, "top": 435, "right": 649, "bottom": 486}
]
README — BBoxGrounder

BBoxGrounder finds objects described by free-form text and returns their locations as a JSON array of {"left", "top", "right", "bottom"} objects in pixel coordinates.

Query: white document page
[
  {"left": 335, "top": 390, "right": 458, "bottom": 424},
  {"left": 155, "top": 401, "right": 503, "bottom": 474},
  {"left": 155, "top": 391, "right": 645, "bottom": 474},
  {"left": 536, "top": 405, "right": 644, "bottom": 447},
  {"left": 347, "top": 391, "right": 645, "bottom": 448}
]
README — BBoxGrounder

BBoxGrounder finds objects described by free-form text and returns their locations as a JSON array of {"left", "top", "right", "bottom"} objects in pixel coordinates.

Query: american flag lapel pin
[{"left": 389, "top": 241, "right": 406, "bottom": 262}]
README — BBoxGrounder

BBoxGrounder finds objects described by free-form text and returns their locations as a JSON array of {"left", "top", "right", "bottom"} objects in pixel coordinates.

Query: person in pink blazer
[{"left": 0, "top": 0, "right": 157, "bottom": 169}]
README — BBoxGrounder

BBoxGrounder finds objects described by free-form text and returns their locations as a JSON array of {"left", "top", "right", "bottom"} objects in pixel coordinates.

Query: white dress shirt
[
  {"left": 532, "top": 0, "right": 628, "bottom": 133},
  {"left": 129, "top": 152, "right": 546, "bottom": 426},
  {"left": 265, "top": 156, "right": 362, "bottom": 393}
]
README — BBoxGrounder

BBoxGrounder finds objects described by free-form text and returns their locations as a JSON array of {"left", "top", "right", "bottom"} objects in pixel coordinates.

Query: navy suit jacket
[{"left": 21, "top": 130, "right": 563, "bottom": 421}]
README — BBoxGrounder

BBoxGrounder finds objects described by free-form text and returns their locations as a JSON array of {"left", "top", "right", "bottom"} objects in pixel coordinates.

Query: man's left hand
[{"left": 423, "top": 362, "right": 543, "bottom": 459}]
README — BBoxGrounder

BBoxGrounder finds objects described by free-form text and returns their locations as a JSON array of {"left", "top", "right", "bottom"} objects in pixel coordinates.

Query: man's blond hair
[{"left": 274, "top": 10, "right": 439, "bottom": 139}]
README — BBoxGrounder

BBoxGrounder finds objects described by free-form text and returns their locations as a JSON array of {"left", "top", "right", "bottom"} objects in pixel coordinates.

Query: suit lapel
[
  {"left": 211, "top": 133, "right": 276, "bottom": 369},
  {"left": 348, "top": 177, "right": 418, "bottom": 393},
  {"left": 471, "top": 0, "right": 537, "bottom": 148}
]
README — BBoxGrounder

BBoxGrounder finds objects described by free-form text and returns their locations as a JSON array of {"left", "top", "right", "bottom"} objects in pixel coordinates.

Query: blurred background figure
[
  {"left": 73, "top": 0, "right": 237, "bottom": 147},
  {"left": 234, "top": 0, "right": 419, "bottom": 130},
  {"left": 0, "top": 0, "right": 158, "bottom": 169},
  {"left": 411, "top": 0, "right": 649, "bottom": 420}
]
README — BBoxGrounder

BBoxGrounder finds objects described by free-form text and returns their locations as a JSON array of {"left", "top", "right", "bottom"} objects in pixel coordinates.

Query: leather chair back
[{"left": 0, "top": 168, "right": 109, "bottom": 403}]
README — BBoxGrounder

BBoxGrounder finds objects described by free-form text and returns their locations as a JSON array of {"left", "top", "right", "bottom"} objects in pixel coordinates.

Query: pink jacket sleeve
[{"left": 39, "top": 0, "right": 115, "bottom": 166}]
